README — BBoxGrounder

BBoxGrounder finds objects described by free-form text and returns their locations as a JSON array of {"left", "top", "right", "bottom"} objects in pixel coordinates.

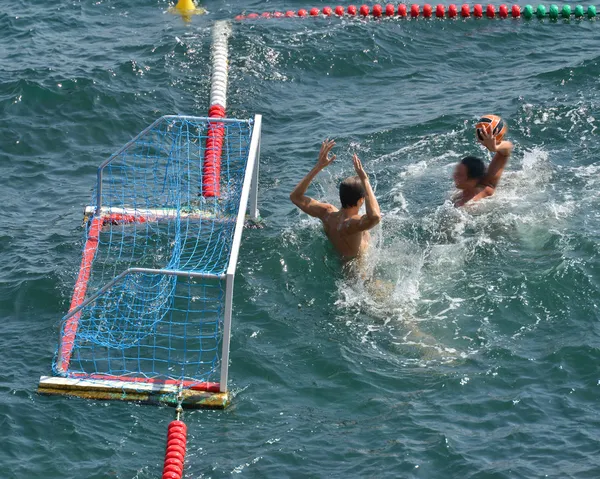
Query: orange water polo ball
[{"left": 475, "top": 114, "right": 507, "bottom": 142}]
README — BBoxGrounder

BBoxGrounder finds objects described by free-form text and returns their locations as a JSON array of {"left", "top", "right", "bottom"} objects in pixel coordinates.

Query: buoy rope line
[
  {"left": 235, "top": 3, "right": 598, "bottom": 20},
  {"left": 202, "top": 20, "right": 231, "bottom": 198},
  {"left": 161, "top": 386, "right": 188, "bottom": 479}
]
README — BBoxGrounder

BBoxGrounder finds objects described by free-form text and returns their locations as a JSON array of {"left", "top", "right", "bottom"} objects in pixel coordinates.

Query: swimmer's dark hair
[
  {"left": 339, "top": 176, "right": 365, "bottom": 209},
  {"left": 461, "top": 156, "right": 486, "bottom": 180}
]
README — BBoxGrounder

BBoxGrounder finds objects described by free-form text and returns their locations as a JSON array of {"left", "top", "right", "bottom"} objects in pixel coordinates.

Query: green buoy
[
  {"left": 574, "top": 5, "right": 584, "bottom": 17},
  {"left": 536, "top": 4, "right": 547, "bottom": 18},
  {"left": 549, "top": 4, "right": 559, "bottom": 18},
  {"left": 588, "top": 5, "right": 597, "bottom": 17},
  {"left": 523, "top": 4, "right": 534, "bottom": 18},
  {"left": 561, "top": 4, "right": 571, "bottom": 17}
]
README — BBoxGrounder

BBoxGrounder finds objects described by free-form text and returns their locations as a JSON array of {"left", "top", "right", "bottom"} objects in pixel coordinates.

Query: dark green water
[{"left": 2, "top": 1, "right": 600, "bottom": 477}]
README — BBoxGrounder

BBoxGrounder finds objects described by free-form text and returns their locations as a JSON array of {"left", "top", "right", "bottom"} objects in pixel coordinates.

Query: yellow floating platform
[{"left": 38, "top": 376, "right": 230, "bottom": 409}]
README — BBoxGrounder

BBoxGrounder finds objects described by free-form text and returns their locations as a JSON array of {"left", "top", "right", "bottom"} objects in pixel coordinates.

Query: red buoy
[
  {"left": 486, "top": 4, "right": 495, "bottom": 17},
  {"left": 273, "top": 11, "right": 283, "bottom": 17},
  {"left": 398, "top": 4, "right": 407, "bottom": 16},
  {"left": 309, "top": 7, "right": 320, "bottom": 15},
  {"left": 209, "top": 104, "right": 225, "bottom": 117},
  {"left": 410, "top": 4, "right": 420, "bottom": 17},
  {"left": 360, "top": 4, "right": 370, "bottom": 16},
  {"left": 474, "top": 4, "right": 483, "bottom": 17},
  {"left": 511, "top": 4, "right": 521, "bottom": 16},
  {"left": 461, "top": 4, "right": 470, "bottom": 16},
  {"left": 348, "top": 4, "right": 357, "bottom": 15},
  {"left": 234, "top": 15, "right": 244, "bottom": 20},
  {"left": 423, "top": 4, "right": 433, "bottom": 17},
  {"left": 247, "top": 12, "right": 259, "bottom": 19},
  {"left": 448, "top": 3, "right": 458, "bottom": 16},
  {"left": 499, "top": 4, "right": 508, "bottom": 17},
  {"left": 261, "top": 12, "right": 271, "bottom": 18},
  {"left": 323, "top": 6, "right": 333, "bottom": 15},
  {"left": 285, "top": 10, "right": 295, "bottom": 16},
  {"left": 298, "top": 8, "right": 308, "bottom": 16},
  {"left": 385, "top": 4, "right": 395, "bottom": 15},
  {"left": 436, "top": 4, "right": 445, "bottom": 17},
  {"left": 373, "top": 4, "right": 383, "bottom": 16},
  {"left": 335, "top": 5, "right": 345, "bottom": 15}
]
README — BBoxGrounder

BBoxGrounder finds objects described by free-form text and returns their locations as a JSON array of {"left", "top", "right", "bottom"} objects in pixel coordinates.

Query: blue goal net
[{"left": 52, "top": 115, "right": 258, "bottom": 392}]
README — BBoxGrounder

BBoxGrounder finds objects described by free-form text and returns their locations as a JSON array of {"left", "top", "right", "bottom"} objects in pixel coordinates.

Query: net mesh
[{"left": 53, "top": 116, "right": 253, "bottom": 388}]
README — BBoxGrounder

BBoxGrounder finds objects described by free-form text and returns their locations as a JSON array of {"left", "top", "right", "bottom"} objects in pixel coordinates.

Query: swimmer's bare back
[{"left": 321, "top": 208, "right": 371, "bottom": 259}]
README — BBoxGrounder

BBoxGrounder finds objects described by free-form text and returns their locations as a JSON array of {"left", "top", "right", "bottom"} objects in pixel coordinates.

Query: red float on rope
[
  {"left": 162, "top": 421, "right": 187, "bottom": 479},
  {"left": 486, "top": 4, "right": 495, "bottom": 17},
  {"left": 202, "top": 104, "right": 226, "bottom": 197},
  {"left": 348, "top": 4, "right": 357, "bottom": 15},
  {"left": 461, "top": 3, "right": 470, "bottom": 16},
  {"left": 165, "top": 450, "right": 185, "bottom": 462},
  {"left": 323, "top": 6, "right": 333, "bottom": 15},
  {"left": 511, "top": 4, "right": 521, "bottom": 16},
  {"left": 298, "top": 8, "right": 307, "bottom": 16},
  {"left": 410, "top": 4, "right": 420, "bottom": 16},
  {"left": 360, "top": 4, "right": 370, "bottom": 16},
  {"left": 436, "top": 4, "right": 445, "bottom": 17},
  {"left": 499, "top": 4, "right": 508, "bottom": 16},
  {"left": 285, "top": 10, "right": 295, "bottom": 16},
  {"left": 386, "top": 3, "right": 395, "bottom": 15},
  {"left": 310, "top": 7, "right": 320, "bottom": 15},
  {"left": 57, "top": 216, "right": 103, "bottom": 372},
  {"left": 398, "top": 4, "right": 408, "bottom": 16},
  {"left": 372, "top": 4, "right": 383, "bottom": 16},
  {"left": 474, "top": 3, "right": 483, "bottom": 16},
  {"left": 335, "top": 5, "right": 345, "bottom": 15},
  {"left": 423, "top": 3, "right": 433, "bottom": 16},
  {"left": 448, "top": 3, "right": 458, "bottom": 16}
]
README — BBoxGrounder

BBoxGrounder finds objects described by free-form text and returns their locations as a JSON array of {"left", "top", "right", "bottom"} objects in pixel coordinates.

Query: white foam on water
[
  {"left": 280, "top": 107, "right": 599, "bottom": 368},
  {"left": 329, "top": 141, "right": 593, "bottom": 366}
]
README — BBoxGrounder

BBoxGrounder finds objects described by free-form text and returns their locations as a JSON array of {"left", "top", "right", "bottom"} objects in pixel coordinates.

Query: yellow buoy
[
  {"left": 175, "top": 0, "right": 196, "bottom": 12},
  {"left": 169, "top": 0, "right": 206, "bottom": 21}
]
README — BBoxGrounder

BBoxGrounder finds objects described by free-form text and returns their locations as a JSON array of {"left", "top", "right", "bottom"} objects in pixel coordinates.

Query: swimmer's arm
[
  {"left": 289, "top": 173, "right": 334, "bottom": 219},
  {"left": 343, "top": 154, "right": 382, "bottom": 233},
  {"left": 483, "top": 140, "right": 513, "bottom": 191},
  {"left": 290, "top": 139, "right": 336, "bottom": 219},
  {"left": 470, "top": 186, "right": 495, "bottom": 202},
  {"left": 479, "top": 127, "right": 513, "bottom": 190},
  {"left": 455, "top": 185, "right": 494, "bottom": 206}
]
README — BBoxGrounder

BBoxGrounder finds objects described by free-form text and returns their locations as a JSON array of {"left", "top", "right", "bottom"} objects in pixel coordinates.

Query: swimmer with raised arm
[
  {"left": 453, "top": 114, "right": 514, "bottom": 207},
  {"left": 290, "top": 139, "right": 381, "bottom": 259}
]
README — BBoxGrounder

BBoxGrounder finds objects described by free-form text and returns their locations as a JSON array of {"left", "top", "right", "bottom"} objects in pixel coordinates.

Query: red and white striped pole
[{"left": 202, "top": 21, "right": 231, "bottom": 198}]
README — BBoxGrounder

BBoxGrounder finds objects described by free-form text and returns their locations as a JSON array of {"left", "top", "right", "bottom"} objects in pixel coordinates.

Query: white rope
[{"left": 209, "top": 21, "right": 231, "bottom": 111}]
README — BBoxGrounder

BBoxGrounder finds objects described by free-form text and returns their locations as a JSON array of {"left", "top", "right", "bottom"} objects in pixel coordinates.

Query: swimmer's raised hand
[
  {"left": 479, "top": 123, "right": 513, "bottom": 158},
  {"left": 478, "top": 124, "right": 498, "bottom": 153},
  {"left": 353, "top": 154, "right": 368, "bottom": 181},
  {"left": 316, "top": 139, "right": 336, "bottom": 169}
]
